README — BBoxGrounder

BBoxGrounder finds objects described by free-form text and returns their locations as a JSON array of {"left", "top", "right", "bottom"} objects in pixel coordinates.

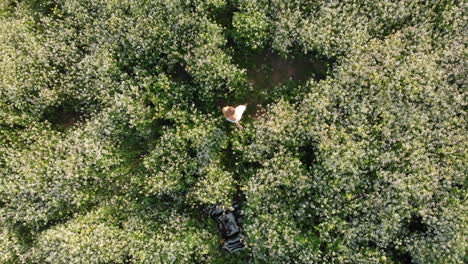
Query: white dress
[{"left": 226, "top": 105, "right": 246, "bottom": 123}]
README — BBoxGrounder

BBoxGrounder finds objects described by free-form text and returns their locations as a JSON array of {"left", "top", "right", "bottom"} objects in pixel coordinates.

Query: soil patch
[
  {"left": 246, "top": 51, "right": 327, "bottom": 88},
  {"left": 170, "top": 63, "right": 193, "bottom": 82},
  {"left": 43, "top": 103, "right": 84, "bottom": 130},
  {"left": 234, "top": 50, "right": 330, "bottom": 119}
]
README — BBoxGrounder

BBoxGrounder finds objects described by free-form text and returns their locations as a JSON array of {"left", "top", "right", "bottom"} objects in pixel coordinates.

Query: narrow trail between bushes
[{"left": 233, "top": 50, "right": 330, "bottom": 120}]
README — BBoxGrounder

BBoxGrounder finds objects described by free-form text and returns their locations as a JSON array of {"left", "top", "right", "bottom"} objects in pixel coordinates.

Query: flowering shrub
[{"left": 0, "top": 0, "right": 466, "bottom": 263}]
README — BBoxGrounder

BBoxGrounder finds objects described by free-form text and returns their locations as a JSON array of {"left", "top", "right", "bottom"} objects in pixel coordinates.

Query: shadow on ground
[
  {"left": 43, "top": 102, "right": 84, "bottom": 131},
  {"left": 233, "top": 49, "right": 331, "bottom": 119}
]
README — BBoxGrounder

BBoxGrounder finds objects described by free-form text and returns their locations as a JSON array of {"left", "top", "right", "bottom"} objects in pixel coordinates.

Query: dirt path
[{"left": 237, "top": 50, "right": 329, "bottom": 119}]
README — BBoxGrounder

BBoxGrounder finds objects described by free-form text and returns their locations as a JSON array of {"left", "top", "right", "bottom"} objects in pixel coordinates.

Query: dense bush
[
  {"left": 0, "top": 0, "right": 466, "bottom": 263},
  {"left": 236, "top": 26, "right": 466, "bottom": 263}
]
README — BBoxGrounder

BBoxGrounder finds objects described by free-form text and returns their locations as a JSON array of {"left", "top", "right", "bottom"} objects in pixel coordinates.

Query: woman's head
[{"left": 222, "top": 106, "right": 235, "bottom": 118}]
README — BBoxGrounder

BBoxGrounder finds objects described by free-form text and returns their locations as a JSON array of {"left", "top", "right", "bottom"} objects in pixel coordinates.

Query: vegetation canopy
[{"left": 0, "top": 0, "right": 466, "bottom": 263}]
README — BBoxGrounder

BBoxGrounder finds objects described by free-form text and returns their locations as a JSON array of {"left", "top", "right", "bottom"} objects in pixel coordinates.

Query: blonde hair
[{"left": 222, "top": 106, "right": 235, "bottom": 118}]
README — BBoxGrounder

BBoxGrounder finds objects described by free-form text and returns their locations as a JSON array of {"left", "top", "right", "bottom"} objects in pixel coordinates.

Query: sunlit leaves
[{"left": 0, "top": 0, "right": 466, "bottom": 263}]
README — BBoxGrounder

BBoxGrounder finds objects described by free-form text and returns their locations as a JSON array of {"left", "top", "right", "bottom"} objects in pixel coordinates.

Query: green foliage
[
  {"left": 232, "top": 9, "right": 269, "bottom": 50},
  {"left": 188, "top": 162, "right": 236, "bottom": 207},
  {"left": 30, "top": 206, "right": 131, "bottom": 264},
  {"left": 0, "top": 0, "right": 466, "bottom": 263},
  {"left": 235, "top": 25, "right": 466, "bottom": 263},
  {"left": 27, "top": 197, "right": 243, "bottom": 264},
  {"left": 140, "top": 113, "right": 236, "bottom": 207},
  {"left": 242, "top": 152, "right": 320, "bottom": 263},
  {"left": 0, "top": 123, "right": 121, "bottom": 230}
]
